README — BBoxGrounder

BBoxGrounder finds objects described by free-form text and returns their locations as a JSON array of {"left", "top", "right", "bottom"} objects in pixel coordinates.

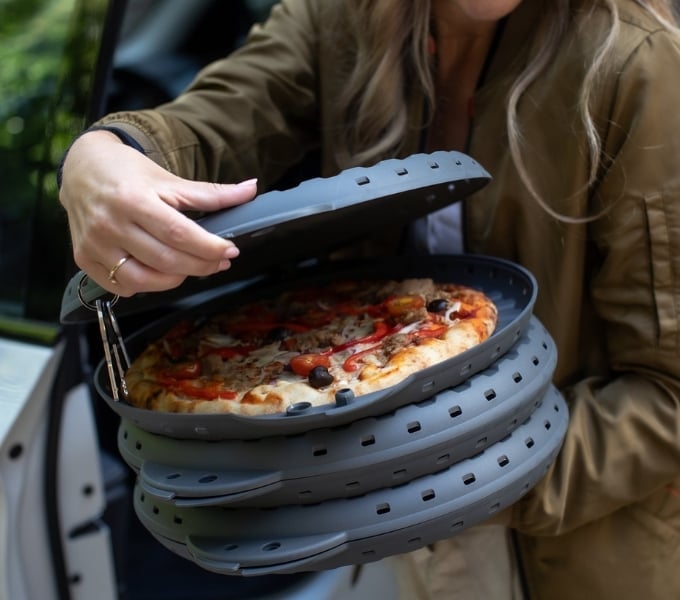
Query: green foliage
[{"left": 0, "top": 0, "right": 108, "bottom": 324}]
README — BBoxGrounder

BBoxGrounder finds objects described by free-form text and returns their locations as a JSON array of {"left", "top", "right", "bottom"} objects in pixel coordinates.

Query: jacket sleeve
[
  {"left": 95, "top": 0, "right": 322, "bottom": 186},
  {"left": 510, "top": 28, "right": 680, "bottom": 535}
]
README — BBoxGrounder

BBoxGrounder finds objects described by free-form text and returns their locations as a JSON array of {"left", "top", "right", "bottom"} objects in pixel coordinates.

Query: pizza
[{"left": 124, "top": 277, "right": 498, "bottom": 416}]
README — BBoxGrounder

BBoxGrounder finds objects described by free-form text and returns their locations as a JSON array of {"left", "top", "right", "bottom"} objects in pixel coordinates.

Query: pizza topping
[
  {"left": 343, "top": 344, "right": 383, "bottom": 372},
  {"left": 427, "top": 298, "right": 449, "bottom": 313},
  {"left": 201, "top": 345, "right": 254, "bottom": 359},
  {"left": 410, "top": 322, "right": 449, "bottom": 341},
  {"left": 384, "top": 294, "right": 426, "bottom": 319},
  {"left": 331, "top": 320, "right": 393, "bottom": 353},
  {"left": 289, "top": 353, "right": 332, "bottom": 377},
  {"left": 161, "top": 319, "right": 204, "bottom": 360},
  {"left": 264, "top": 326, "right": 293, "bottom": 343},
  {"left": 158, "top": 361, "right": 202, "bottom": 380},
  {"left": 308, "top": 365, "right": 334, "bottom": 389}
]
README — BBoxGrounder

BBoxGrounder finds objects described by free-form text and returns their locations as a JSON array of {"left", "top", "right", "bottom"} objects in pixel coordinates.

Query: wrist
[{"left": 56, "top": 125, "right": 144, "bottom": 189}]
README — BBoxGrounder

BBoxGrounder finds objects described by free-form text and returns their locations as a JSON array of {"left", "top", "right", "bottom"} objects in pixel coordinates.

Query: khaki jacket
[{"left": 98, "top": 0, "right": 680, "bottom": 598}]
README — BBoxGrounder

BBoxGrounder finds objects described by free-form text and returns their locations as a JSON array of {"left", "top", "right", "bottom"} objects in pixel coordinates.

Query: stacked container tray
[{"left": 60, "top": 151, "right": 568, "bottom": 576}]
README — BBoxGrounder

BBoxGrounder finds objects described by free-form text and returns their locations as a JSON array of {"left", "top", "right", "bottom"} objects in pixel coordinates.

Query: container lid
[{"left": 60, "top": 150, "right": 490, "bottom": 323}]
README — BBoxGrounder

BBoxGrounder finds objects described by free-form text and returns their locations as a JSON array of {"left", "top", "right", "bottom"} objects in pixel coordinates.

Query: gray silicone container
[
  {"left": 93, "top": 253, "right": 538, "bottom": 440},
  {"left": 58, "top": 150, "right": 539, "bottom": 440},
  {"left": 118, "top": 316, "right": 556, "bottom": 508},
  {"left": 133, "top": 386, "right": 568, "bottom": 576}
]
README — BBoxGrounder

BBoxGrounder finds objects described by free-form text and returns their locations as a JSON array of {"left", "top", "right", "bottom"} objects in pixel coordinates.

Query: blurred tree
[{"left": 0, "top": 0, "right": 108, "bottom": 324}]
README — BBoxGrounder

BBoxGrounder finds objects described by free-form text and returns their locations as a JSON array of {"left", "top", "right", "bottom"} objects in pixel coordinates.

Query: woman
[{"left": 59, "top": 1, "right": 680, "bottom": 598}]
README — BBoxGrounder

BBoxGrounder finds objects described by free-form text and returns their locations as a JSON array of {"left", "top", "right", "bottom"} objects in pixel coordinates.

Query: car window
[
  {"left": 0, "top": 0, "right": 279, "bottom": 343},
  {"left": 0, "top": 0, "right": 113, "bottom": 341},
  {"left": 0, "top": 0, "right": 118, "bottom": 339}
]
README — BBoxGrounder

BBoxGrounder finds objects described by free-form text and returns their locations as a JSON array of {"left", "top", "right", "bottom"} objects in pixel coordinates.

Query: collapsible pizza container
[
  {"left": 118, "top": 316, "right": 556, "bottom": 508},
  {"left": 133, "top": 387, "right": 567, "bottom": 576},
  {"left": 61, "top": 150, "right": 539, "bottom": 439},
  {"left": 60, "top": 150, "right": 569, "bottom": 575},
  {"left": 90, "top": 253, "right": 537, "bottom": 440}
]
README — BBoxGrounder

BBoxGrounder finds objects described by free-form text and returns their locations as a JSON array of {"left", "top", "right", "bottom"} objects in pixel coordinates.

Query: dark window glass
[{"left": 0, "top": 0, "right": 110, "bottom": 341}]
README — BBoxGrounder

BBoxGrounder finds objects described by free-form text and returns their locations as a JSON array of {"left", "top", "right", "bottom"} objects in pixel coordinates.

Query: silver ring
[{"left": 107, "top": 256, "right": 129, "bottom": 284}]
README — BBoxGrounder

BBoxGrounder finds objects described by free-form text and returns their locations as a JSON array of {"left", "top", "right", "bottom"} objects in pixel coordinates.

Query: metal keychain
[{"left": 78, "top": 274, "right": 130, "bottom": 401}]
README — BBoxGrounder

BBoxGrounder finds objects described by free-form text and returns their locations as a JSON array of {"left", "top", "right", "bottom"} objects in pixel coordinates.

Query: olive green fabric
[{"left": 96, "top": 1, "right": 680, "bottom": 598}]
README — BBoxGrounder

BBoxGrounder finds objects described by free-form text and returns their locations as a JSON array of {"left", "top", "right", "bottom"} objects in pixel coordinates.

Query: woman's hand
[{"left": 59, "top": 129, "right": 258, "bottom": 296}]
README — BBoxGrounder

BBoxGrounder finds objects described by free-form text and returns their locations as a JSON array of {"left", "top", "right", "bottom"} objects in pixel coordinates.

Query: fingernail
[
  {"left": 237, "top": 178, "right": 258, "bottom": 187},
  {"left": 218, "top": 259, "right": 231, "bottom": 271},
  {"left": 223, "top": 245, "right": 240, "bottom": 259}
]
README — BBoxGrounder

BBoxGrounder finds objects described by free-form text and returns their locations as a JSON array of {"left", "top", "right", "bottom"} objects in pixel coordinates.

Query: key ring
[
  {"left": 77, "top": 273, "right": 119, "bottom": 311},
  {"left": 77, "top": 274, "right": 129, "bottom": 401}
]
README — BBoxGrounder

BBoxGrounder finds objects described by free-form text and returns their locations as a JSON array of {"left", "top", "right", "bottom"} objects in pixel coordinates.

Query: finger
[
  {"left": 145, "top": 177, "right": 257, "bottom": 261},
  {"left": 94, "top": 255, "right": 206, "bottom": 297},
  {"left": 118, "top": 221, "right": 239, "bottom": 278},
  {"left": 127, "top": 202, "right": 238, "bottom": 264},
  {"left": 132, "top": 197, "right": 242, "bottom": 265},
  {"left": 161, "top": 178, "right": 258, "bottom": 213},
  {"left": 70, "top": 200, "right": 238, "bottom": 292}
]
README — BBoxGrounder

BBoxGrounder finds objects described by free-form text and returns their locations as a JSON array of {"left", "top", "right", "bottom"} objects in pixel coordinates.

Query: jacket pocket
[{"left": 644, "top": 193, "right": 680, "bottom": 350}]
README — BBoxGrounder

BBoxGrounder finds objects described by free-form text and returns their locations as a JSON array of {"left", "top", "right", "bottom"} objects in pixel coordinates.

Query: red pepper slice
[
  {"left": 343, "top": 344, "right": 382, "bottom": 372},
  {"left": 411, "top": 322, "right": 448, "bottom": 341},
  {"left": 449, "top": 307, "right": 475, "bottom": 320},
  {"left": 289, "top": 353, "right": 331, "bottom": 377},
  {"left": 331, "top": 320, "right": 394, "bottom": 353},
  {"left": 167, "top": 378, "right": 237, "bottom": 400}
]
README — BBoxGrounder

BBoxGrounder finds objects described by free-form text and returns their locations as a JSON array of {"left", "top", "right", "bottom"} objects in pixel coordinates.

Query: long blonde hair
[{"left": 335, "top": 0, "right": 680, "bottom": 221}]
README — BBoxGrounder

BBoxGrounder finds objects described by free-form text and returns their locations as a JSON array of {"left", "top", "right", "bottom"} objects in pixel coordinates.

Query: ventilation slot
[
  {"left": 449, "top": 405, "right": 462, "bottom": 418},
  {"left": 462, "top": 473, "right": 476, "bottom": 486},
  {"left": 262, "top": 542, "right": 281, "bottom": 552},
  {"left": 407, "top": 421, "right": 422, "bottom": 434},
  {"left": 421, "top": 489, "right": 436, "bottom": 502},
  {"left": 376, "top": 503, "right": 391, "bottom": 515}
]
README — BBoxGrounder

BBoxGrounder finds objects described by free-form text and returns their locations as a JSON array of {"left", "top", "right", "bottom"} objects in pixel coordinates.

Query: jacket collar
[{"left": 481, "top": 0, "right": 546, "bottom": 90}]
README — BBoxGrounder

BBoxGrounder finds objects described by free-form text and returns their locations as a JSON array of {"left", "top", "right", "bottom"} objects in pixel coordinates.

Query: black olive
[
  {"left": 265, "top": 326, "right": 292, "bottom": 343},
  {"left": 308, "top": 365, "right": 334, "bottom": 389},
  {"left": 427, "top": 298, "right": 448, "bottom": 313}
]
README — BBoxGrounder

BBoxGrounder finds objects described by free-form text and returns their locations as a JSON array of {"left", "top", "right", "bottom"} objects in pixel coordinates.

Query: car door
[{"left": 1, "top": 1, "right": 125, "bottom": 598}]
